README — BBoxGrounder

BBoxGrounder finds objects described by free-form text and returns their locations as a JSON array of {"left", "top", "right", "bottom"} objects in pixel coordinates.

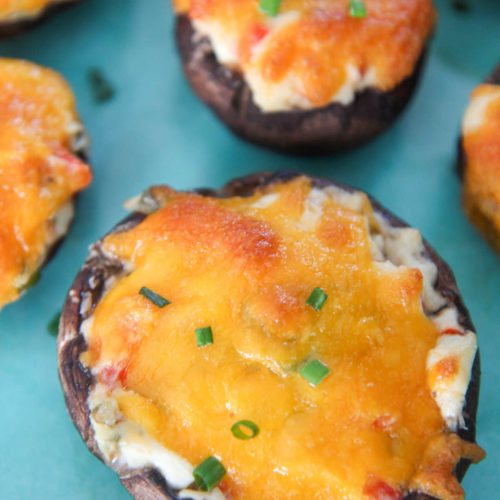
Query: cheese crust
[
  {"left": 0, "top": 58, "right": 91, "bottom": 308},
  {"left": 64, "top": 175, "right": 483, "bottom": 500},
  {"left": 461, "top": 82, "right": 500, "bottom": 252},
  {"left": 172, "top": 0, "right": 436, "bottom": 112},
  {"left": 0, "top": 0, "right": 76, "bottom": 22}
]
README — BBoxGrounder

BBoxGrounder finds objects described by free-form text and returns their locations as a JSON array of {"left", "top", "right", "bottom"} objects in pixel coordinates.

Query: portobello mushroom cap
[
  {"left": 175, "top": 15, "right": 428, "bottom": 155},
  {"left": 457, "top": 63, "right": 500, "bottom": 252},
  {"left": 58, "top": 171, "right": 480, "bottom": 500},
  {"left": 0, "top": 58, "right": 92, "bottom": 308},
  {"left": 0, "top": 140, "right": 90, "bottom": 308},
  {"left": 0, "top": 0, "right": 80, "bottom": 37}
]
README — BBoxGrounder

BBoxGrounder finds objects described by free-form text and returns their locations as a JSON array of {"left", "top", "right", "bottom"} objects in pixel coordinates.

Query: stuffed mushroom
[
  {"left": 173, "top": 0, "right": 436, "bottom": 154},
  {"left": 458, "top": 63, "right": 500, "bottom": 253},
  {"left": 0, "top": 58, "right": 91, "bottom": 309},
  {"left": 0, "top": 0, "right": 79, "bottom": 36},
  {"left": 58, "top": 172, "right": 484, "bottom": 500}
]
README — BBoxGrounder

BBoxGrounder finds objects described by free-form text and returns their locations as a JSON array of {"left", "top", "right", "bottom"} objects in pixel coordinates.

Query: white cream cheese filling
[
  {"left": 427, "top": 331, "right": 477, "bottom": 430},
  {"left": 67, "top": 119, "right": 90, "bottom": 157},
  {"left": 462, "top": 86, "right": 500, "bottom": 135},
  {"left": 84, "top": 183, "right": 478, "bottom": 494},
  {"left": 192, "top": 12, "right": 379, "bottom": 112},
  {"left": 90, "top": 390, "right": 194, "bottom": 489},
  {"left": 88, "top": 383, "right": 224, "bottom": 498}
]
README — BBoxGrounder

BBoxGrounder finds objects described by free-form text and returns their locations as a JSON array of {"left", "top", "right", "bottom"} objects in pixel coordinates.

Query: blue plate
[{"left": 0, "top": 0, "right": 499, "bottom": 498}]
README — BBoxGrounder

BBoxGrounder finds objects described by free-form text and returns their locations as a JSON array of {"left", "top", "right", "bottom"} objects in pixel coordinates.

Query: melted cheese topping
[
  {"left": 462, "top": 83, "right": 500, "bottom": 245},
  {"left": 173, "top": 0, "right": 436, "bottom": 112},
  {"left": 81, "top": 178, "right": 481, "bottom": 500},
  {"left": 0, "top": 59, "right": 91, "bottom": 308},
  {"left": 0, "top": 0, "right": 75, "bottom": 21}
]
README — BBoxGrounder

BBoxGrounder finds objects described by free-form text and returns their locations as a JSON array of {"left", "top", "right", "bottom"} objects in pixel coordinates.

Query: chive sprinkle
[
  {"left": 306, "top": 287, "right": 328, "bottom": 311},
  {"left": 349, "top": 0, "right": 367, "bottom": 18},
  {"left": 231, "top": 420, "right": 260, "bottom": 440},
  {"left": 193, "top": 456, "right": 226, "bottom": 491},
  {"left": 259, "top": 0, "right": 282, "bottom": 17},
  {"left": 452, "top": 0, "right": 469, "bottom": 12},
  {"left": 195, "top": 326, "right": 214, "bottom": 347},
  {"left": 300, "top": 360, "right": 331, "bottom": 386},
  {"left": 87, "top": 68, "right": 115, "bottom": 103},
  {"left": 48, "top": 311, "right": 61, "bottom": 336},
  {"left": 139, "top": 287, "right": 170, "bottom": 308}
]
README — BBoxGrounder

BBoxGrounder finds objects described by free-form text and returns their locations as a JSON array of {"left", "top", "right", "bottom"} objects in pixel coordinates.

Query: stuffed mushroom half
[
  {"left": 0, "top": 58, "right": 91, "bottom": 309},
  {"left": 458, "top": 63, "right": 500, "bottom": 253},
  {"left": 58, "top": 172, "right": 484, "bottom": 500},
  {"left": 173, "top": 0, "right": 436, "bottom": 154},
  {"left": 0, "top": 0, "right": 79, "bottom": 36}
]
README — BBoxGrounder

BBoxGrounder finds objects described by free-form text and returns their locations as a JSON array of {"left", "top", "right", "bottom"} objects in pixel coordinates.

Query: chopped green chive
[
  {"left": 452, "top": 0, "right": 469, "bottom": 12},
  {"left": 87, "top": 68, "right": 116, "bottom": 103},
  {"left": 231, "top": 420, "right": 260, "bottom": 440},
  {"left": 259, "top": 0, "right": 282, "bottom": 17},
  {"left": 139, "top": 287, "right": 170, "bottom": 308},
  {"left": 349, "top": 0, "right": 367, "bottom": 18},
  {"left": 195, "top": 326, "right": 214, "bottom": 347},
  {"left": 193, "top": 456, "right": 226, "bottom": 491},
  {"left": 306, "top": 287, "right": 328, "bottom": 311},
  {"left": 300, "top": 360, "right": 330, "bottom": 386},
  {"left": 48, "top": 311, "right": 61, "bottom": 336}
]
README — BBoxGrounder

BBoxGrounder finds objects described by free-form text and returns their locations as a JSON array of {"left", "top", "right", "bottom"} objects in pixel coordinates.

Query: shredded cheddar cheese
[
  {"left": 82, "top": 178, "right": 481, "bottom": 500},
  {"left": 172, "top": 0, "right": 436, "bottom": 111},
  {"left": 462, "top": 83, "right": 500, "bottom": 251},
  {"left": 0, "top": 59, "right": 91, "bottom": 307}
]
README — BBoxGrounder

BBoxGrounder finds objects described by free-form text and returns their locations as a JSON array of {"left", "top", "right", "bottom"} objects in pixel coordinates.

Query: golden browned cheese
[
  {"left": 0, "top": 0, "right": 69, "bottom": 19},
  {"left": 462, "top": 84, "right": 500, "bottom": 252},
  {"left": 83, "top": 178, "right": 477, "bottom": 499},
  {"left": 410, "top": 434, "right": 485, "bottom": 500},
  {"left": 0, "top": 59, "right": 91, "bottom": 307},
  {"left": 172, "top": 0, "right": 435, "bottom": 107}
]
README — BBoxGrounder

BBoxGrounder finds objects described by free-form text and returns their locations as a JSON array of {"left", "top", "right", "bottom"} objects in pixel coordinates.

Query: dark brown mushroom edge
[
  {"left": 175, "top": 10, "right": 434, "bottom": 155},
  {"left": 457, "top": 63, "right": 500, "bottom": 253},
  {"left": 58, "top": 172, "right": 484, "bottom": 500},
  {"left": 0, "top": 0, "right": 79, "bottom": 37}
]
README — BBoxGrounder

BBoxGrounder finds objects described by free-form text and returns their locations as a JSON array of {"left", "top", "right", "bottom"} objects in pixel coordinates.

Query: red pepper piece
[
  {"left": 251, "top": 22, "right": 269, "bottom": 47},
  {"left": 99, "top": 362, "right": 128, "bottom": 387},
  {"left": 442, "top": 328, "right": 465, "bottom": 335},
  {"left": 363, "top": 476, "right": 403, "bottom": 500}
]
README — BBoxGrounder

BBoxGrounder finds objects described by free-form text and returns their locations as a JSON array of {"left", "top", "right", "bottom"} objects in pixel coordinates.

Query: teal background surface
[{"left": 0, "top": 0, "right": 499, "bottom": 498}]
